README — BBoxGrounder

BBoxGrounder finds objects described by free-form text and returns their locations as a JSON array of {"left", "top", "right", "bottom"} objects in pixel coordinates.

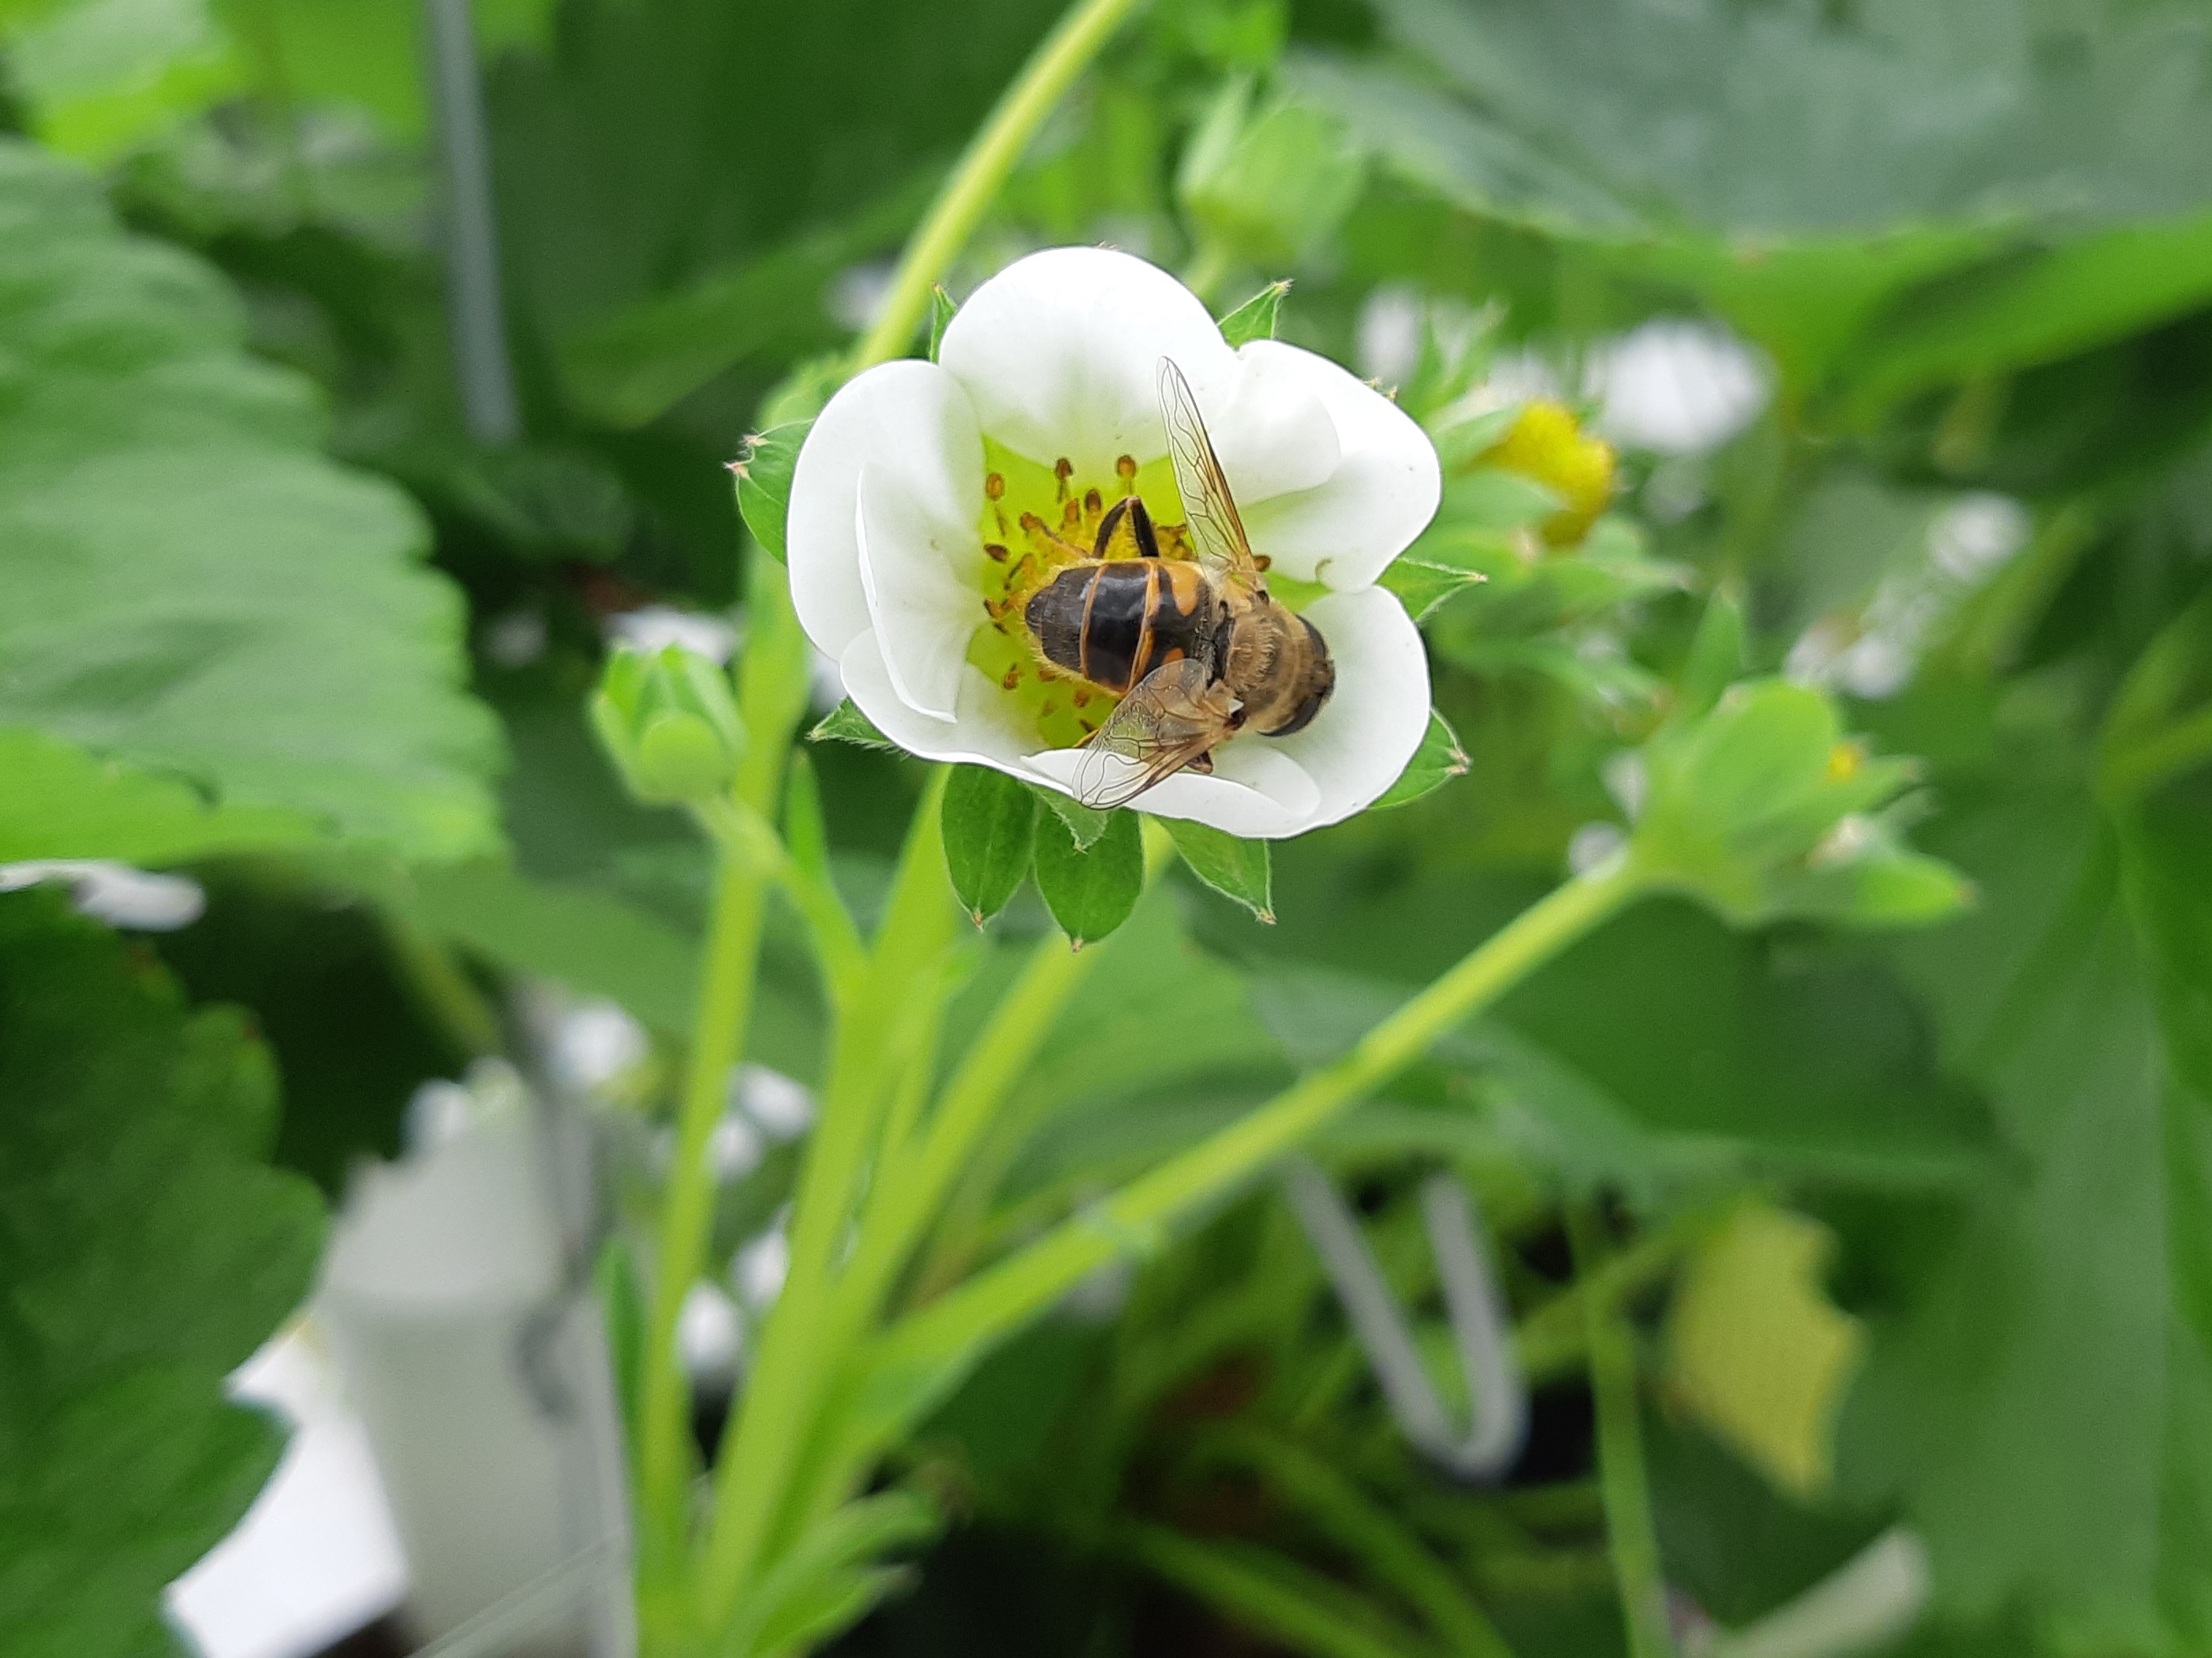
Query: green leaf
[
  {"left": 554, "top": 171, "right": 935, "bottom": 428},
  {"left": 0, "top": 726, "right": 317, "bottom": 864},
  {"left": 928, "top": 282, "right": 958, "bottom": 362},
  {"left": 0, "top": 887, "right": 325, "bottom": 1656},
  {"left": 1836, "top": 785, "right": 2212, "bottom": 1645},
  {"left": 1032, "top": 805, "right": 1142, "bottom": 948},
  {"left": 809, "top": 699, "right": 897, "bottom": 751},
  {"left": 0, "top": 138, "right": 501, "bottom": 861},
  {"left": 1371, "top": 710, "right": 1469, "bottom": 811},
  {"left": 1165, "top": 818, "right": 1274, "bottom": 923},
  {"left": 1216, "top": 278, "right": 1290, "bottom": 346},
  {"left": 1379, "top": 555, "right": 1486, "bottom": 623},
  {"left": 940, "top": 764, "right": 1038, "bottom": 926},
  {"left": 735, "top": 420, "right": 812, "bottom": 564},
  {"left": 1665, "top": 1204, "right": 1866, "bottom": 1500},
  {"left": 1029, "top": 782, "right": 1113, "bottom": 850}
]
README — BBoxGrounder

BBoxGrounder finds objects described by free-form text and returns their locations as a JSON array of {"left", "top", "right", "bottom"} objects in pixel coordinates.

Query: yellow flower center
[{"left": 966, "top": 439, "right": 1186, "bottom": 750}]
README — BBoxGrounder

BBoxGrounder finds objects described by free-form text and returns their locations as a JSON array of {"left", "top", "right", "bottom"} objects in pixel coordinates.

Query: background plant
[{"left": 3, "top": 2, "right": 2212, "bottom": 1658}]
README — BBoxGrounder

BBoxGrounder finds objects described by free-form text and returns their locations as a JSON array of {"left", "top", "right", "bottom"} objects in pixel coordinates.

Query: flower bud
[{"left": 591, "top": 645, "right": 746, "bottom": 805}]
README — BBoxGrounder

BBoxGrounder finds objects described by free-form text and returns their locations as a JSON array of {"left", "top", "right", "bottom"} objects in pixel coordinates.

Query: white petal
[
  {"left": 857, "top": 465, "right": 985, "bottom": 720},
  {"left": 839, "top": 630, "right": 1053, "bottom": 776},
  {"left": 1231, "top": 340, "right": 1441, "bottom": 592},
  {"left": 846, "top": 626, "right": 1329, "bottom": 838},
  {"left": 1266, "top": 588, "right": 1433, "bottom": 827},
  {"left": 1025, "top": 741, "right": 1325, "bottom": 840},
  {"left": 1209, "top": 344, "right": 1341, "bottom": 506},
  {"left": 938, "top": 246, "right": 1235, "bottom": 480},
  {"left": 788, "top": 360, "right": 981, "bottom": 660}
]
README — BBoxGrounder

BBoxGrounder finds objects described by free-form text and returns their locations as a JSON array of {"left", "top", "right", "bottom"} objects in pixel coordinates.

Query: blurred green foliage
[{"left": 4, "top": 0, "right": 2212, "bottom": 1653}]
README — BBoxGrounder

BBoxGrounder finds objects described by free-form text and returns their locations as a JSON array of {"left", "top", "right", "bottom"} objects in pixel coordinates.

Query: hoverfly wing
[
  {"left": 1157, "top": 357, "right": 1265, "bottom": 596},
  {"left": 1072, "top": 657, "right": 1238, "bottom": 810}
]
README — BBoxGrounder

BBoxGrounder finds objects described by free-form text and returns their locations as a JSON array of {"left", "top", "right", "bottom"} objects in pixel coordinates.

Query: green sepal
[
  {"left": 928, "top": 284, "right": 958, "bottom": 362},
  {"left": 1216, "top": 280, "right": 1290, "bottom": 347},
  {"left": 1029, "top": 783, "right": 1113, "bottom": 850},
  {"left": 1164, "top": 818, "right": 1273, "bottom": 922},
  {"left": 592, "top": 644, "right": 747, "bottom": 805},
  {"left": 940, "top": 764, "right": 1038, "bottom": 926},
  {"left": 1033, "top": 806, "right": 1143, "bottom": 947},
  {"left": 1372, "top": 709, "right": 1470, "bottom": 811},
  {"left": 735, "top": 420, "right": 812, "bottom": 562},
  {"left": 1381, "top": 555, "right": 1488, "bottom": 623},
  {"left": 810, "top": 699, "right": 898, "bottom": 751}
]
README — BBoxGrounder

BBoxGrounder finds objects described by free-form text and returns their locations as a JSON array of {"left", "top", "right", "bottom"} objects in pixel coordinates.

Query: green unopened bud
[
  {"left": 1177, "top": 77, "right": 1364, "bottom": 269},
  {"left": 592, "top": 644, "right": 746, "bottom": 805},
  {"left": 1630, "top": 678, "right": 1953, "bottom": 926}
]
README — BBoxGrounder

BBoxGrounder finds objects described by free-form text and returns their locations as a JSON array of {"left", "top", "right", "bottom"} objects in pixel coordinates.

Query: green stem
[
  {"left": 863, "top": 851, "right": 1648, "bottom": 1448},
  {"left": 696, "top": 771, "right": 958, "bottom": 1627},
  {"left": 1199, "top": 1425, "right": 1517, "bottom": 1658},
  {"left": 694, "top": 796, "right": 869, "bottom": 1010},
  {"left": 380, "top": 909, "right": 502, "bottom": 1059},
  {"left": 1569, "top": 1204, "right": 1676, "bottom": 1658},
  {"left": 843, "top": 925, "right": 1104, "bottom": 1322},
  {"left": 849, "top": 0, "right": 1149, "bottom": 370},
  {"left": 634, "top": 565, "right": 811, "bottom": 1593}
]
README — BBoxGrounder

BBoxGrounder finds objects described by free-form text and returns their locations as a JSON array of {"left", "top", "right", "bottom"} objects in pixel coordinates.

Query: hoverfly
[{"left": 1017, "top": 358, "right": 1336, "bottom": 810}]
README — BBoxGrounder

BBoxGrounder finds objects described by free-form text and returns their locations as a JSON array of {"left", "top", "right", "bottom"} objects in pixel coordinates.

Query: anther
[
  {"left": 1054, "top": 457, "right": 1073, "bottom": 500},
  {"left": 1072, "top": 687, "right": 1092, "bottom": 708},
  {"left": 1061, "top": 499, "right": 1082, "bottom": 530},
  {"left": 1083, "top": 487, "right": 1102, "bottom": 520},
  {"left": 985, "top": 542, "right": 1009, "bottom": 562},
  {"left": 985, "top": 472, "right": 1005, "bottom": 499},
  {"left": 1001, "top": 665, "right": 1022, "bottom": 690},
  {"left": 1254, "top": 554, "right": 1272, "bottom": 571},
  {"left": 1115, "top": 454, "right": 1137, "bottom": 491},
  {"left": 1037, "top": 663, "right": 1062, "bottom": 681},
  {"left": 1039, "top": 699, "right": 1059, "bottom": 719}
]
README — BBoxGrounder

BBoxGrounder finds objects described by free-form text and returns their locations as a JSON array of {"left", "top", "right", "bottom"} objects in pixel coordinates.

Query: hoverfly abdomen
[{"left": 1023, "top": 558, "right": 1222, "bottom": 696}]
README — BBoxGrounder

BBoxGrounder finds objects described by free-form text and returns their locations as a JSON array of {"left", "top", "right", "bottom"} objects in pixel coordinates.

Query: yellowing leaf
[{"left": 1665, "top": 1203, "right": 1864, "bottom": 1499}]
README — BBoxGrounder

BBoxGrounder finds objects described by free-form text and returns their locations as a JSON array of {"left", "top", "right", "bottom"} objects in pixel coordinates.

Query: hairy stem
[
  {"left": 850, "top": 0, "right": 1148, "bottom": 369},
  {"left": 635, "top": 566, "right": 810, "bottom": 1589},
  {"left": 695, "top": 771, "right": 958, "bottom": 1626},
  {"left": 862, "top": 851, "right": 1649, "bottom": 1451}
]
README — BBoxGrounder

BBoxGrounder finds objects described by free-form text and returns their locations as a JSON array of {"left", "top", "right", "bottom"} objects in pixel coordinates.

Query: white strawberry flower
[{"left": 787, "top": 246, "right": 1440, "bottom": 838}]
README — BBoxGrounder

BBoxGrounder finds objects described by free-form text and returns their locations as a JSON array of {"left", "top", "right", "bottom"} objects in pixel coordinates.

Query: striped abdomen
[{"left": 1025, "top": 559, "right": 1221, "bottom": 694}]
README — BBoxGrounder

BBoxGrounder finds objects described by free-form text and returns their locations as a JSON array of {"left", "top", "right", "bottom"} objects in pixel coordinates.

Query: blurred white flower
[
  {"left": 1788, "top": 491, "right": 2029, "bottom": 700},
  {"left": 604, "top": 604, "right": 737, "bottom": 664},
  {"left": 1567, "top": 821, "right": 1628, "bottom": 876},
  {"left": 733, "top": 1218, "right": 790, "bottom": 1309},
  {"left": 707, "top": 1111, "right": 763, "bottom": 1182},
  {"left": 1355, "top": 284, "right": 1425, "bottom": 385},
  {"left": 0, "top": 859, "right": 204, "bottom": 929},
  {"left": 827, "top": 258, "right": 897, "bottom": 334},
  {"left": 788, "top": 245, "right": 1441, "bottom": 837},
  {"left": 732, "top": 1063, "right": 815, "bottom": 1142},
  {"left": 677, "top": 1282, "right": 743, "bottom": 1384},
  {"left": 547, "top": 999, "right": 648, "bottom": 1094},
  {"left": 1587, "top": 320, "right": 1769, "bottom": 456}
]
